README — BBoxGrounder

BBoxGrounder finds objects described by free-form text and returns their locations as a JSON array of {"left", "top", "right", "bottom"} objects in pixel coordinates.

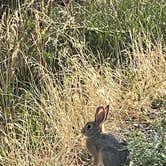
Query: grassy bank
[{"left": 0, "top": 0, "right": 166, "bottom": 165}]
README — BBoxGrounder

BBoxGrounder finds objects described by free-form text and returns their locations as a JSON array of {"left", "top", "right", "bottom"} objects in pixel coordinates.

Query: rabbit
[{"left": 81, "top": 105, "right": 129, "bottom": 166}]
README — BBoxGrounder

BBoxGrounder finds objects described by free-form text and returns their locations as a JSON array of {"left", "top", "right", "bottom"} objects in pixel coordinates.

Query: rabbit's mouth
[
  {"left": 81, "top": 127, "right": 89, "bottom": 137},
  {"left": 81, "top": 128, "right": 85, "bottom": 135},
  {"left": 81, "top": 127, "right": 92, "bottom": 137}
]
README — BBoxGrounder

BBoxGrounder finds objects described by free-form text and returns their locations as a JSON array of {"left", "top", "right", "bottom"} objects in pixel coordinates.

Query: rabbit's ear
[
  {"left": 104, "top": 105, "right": 109, "bottom": 120},
  {"left": 95, "top": 106, "right": 106, "bottom": 126}
]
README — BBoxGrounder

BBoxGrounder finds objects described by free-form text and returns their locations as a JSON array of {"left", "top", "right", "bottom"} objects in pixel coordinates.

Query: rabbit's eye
[{"left": 86, "top": 124, "right": 92, "bottom": 130}]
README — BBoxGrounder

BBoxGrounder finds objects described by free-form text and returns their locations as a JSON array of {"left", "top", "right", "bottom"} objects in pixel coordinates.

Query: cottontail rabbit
[{"left": 81, "top": 105, "right": 129, "bottom": 166}]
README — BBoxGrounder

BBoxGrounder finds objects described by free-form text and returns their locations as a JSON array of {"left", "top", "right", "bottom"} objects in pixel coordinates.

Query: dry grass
[
  {"left": 0, "top": 48, "right": 165, "bottom": 165},
  {"left": 0, "top": 1, "right": 166, "bottom": 166}
]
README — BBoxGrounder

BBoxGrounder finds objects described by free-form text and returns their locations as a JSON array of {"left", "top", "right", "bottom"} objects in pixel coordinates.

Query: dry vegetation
[{"left": 0, "top": 0, "right": 166, "bottom": 165}]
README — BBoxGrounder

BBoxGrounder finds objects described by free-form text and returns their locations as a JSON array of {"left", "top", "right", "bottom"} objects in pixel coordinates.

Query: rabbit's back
[{"left": 97, "top": 133, "right": 126, "bottom": 149}]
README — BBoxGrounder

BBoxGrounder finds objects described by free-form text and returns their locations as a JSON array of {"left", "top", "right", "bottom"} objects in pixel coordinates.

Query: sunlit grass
[{"left": 0, "top": 0, "right": 165, "bottom": 165}]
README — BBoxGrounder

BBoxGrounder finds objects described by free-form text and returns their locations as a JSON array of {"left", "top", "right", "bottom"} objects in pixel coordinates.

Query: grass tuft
[{"left": 0, "top": 0, "right": 166, "bottom": 165}]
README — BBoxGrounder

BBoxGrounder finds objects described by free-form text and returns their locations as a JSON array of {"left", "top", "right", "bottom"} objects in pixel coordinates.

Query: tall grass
[{"left": 0, "top": 0, "right": 166, "bottom": 165}]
